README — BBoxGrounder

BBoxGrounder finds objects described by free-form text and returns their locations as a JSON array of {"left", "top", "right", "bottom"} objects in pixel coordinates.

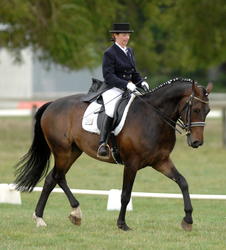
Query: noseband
[{"left": 178, "top": 93, "right": 209, "bottom": 135}]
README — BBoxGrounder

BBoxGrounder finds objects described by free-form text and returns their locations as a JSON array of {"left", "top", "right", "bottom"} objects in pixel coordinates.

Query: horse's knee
[
  {"left": 180, "top": 179, "right": 188, "bottom": 191},
  {"left": 175, "top": 175, "right": 188, "bottom": 191}
]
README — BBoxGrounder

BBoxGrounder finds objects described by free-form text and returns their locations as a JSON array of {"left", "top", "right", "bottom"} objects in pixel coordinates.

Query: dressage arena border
[
  {"left": 2, "top": 184, "right": 226, "bottom": 209},
  {"left": 30, "top": 187, "right": 226, "bottom": 200},
  {"left": 5, "top": 184, "right": 226, "bottom": 200}
]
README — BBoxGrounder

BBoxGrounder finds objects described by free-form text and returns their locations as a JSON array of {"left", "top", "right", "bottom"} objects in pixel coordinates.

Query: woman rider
[{"left": 97, "top": 23, "right": 149, "bottom": 159}]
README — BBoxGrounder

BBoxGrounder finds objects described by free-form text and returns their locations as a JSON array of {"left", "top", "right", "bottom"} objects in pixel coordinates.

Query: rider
[{"left": 97, "top": 23, "right": 149, "bottom": 159}]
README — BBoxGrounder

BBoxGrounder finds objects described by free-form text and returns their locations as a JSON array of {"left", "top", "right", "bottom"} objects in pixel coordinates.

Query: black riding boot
[{"left": 97, "top": 115, "right": 113, "bottom": 159}]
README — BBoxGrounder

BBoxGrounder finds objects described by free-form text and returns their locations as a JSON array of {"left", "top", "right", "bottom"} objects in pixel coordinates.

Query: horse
[{"left": 14, "top": 78, "right": 213, "bottom": 231}]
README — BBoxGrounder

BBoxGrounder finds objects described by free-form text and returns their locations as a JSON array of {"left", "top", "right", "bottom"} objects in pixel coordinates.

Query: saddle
[
  {"left": 82, "top": 78, "right": 136, "bottom": 134},
  {"left": 82, "top": 78, "right": 136, "bottom": 164},
  {"left": 82, "top": 78, "right": 110, "bottom": 103},
  {"left": 97, "top": 91, "right": 132, "bottom": 132}
]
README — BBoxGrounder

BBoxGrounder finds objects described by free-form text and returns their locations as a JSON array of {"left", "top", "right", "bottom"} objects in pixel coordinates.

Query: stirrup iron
[{"left": 97, "top": 143, "right": 111, "bottom": 159}]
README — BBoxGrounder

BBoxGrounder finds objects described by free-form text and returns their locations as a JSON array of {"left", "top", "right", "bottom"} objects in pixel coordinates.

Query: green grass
[{"left": 0, "top": 116, "right": 226, "bottom": 249}]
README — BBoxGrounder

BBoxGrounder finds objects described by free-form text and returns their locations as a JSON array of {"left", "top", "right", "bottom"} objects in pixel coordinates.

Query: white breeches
[{"left": 102, "top": 87, "right": 124, "bottom": 118}]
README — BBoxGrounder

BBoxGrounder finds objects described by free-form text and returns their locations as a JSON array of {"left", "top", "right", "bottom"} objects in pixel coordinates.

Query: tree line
[{"left": 0, "top": 0, "right": 226, "bottom": 90}]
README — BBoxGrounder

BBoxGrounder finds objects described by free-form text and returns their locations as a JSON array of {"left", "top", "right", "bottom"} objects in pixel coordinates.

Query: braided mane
[{"left": 149, "top": 77, "right": 197, "bottom": 94}]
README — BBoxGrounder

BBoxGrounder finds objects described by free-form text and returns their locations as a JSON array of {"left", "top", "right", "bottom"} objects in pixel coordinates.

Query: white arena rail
[
  {"left": 30, "top": 187, "right": 226, "bottom": 200},
  {"left": 2, "top": 184, "right": 226, "bottom": 210}
]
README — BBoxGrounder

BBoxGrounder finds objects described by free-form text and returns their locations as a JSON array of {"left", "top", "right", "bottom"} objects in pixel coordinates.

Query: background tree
[
  {"left": 0, "top": 0, "right": 118, "bottom": 68},
  {"left": 120, "top": 0, "right": 226, "bottom": 87},
  {"left": 0, "top": 0, "right": 226, "bottom": 90}
]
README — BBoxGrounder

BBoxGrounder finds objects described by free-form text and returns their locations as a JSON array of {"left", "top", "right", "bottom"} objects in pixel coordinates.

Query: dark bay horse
[{"left": 15, "top": 78, "right": 213, "bottom": 231}]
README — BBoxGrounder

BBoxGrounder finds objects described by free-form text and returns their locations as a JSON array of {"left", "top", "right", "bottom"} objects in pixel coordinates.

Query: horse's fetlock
[
  {"left": 71, "top": 206, "right": 82, "bottom": 219},
  {"left": 117, "top": 220, "right": 131, "bottom": 231},
  {"left": 183, "top": 216, "right": 193, "bottom": 224}
]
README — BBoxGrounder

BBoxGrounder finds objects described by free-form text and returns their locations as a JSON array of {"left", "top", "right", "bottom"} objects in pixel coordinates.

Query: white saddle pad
[{"left": 82, "top": 94, "right": 136, "bottom": 136}]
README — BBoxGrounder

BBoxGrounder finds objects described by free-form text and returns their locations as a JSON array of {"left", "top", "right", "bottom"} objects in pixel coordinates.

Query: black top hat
[{"left": 109, "top": 23, "right": 134, "bottom": 33}]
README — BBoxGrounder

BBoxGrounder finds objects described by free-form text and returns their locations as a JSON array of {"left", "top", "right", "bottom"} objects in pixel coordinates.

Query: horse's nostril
[{"left": 191, "top": 140, "right": 202, "bottom": 148}]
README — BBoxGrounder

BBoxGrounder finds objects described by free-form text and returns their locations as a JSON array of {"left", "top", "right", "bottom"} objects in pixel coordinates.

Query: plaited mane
[{"left": 149, "top": 77, "right": 197, "bottom": 94}]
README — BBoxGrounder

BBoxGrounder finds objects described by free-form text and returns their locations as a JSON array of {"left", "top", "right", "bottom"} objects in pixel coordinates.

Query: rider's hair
[{"left": 111, "top": 33, "right": 119, "bottom": 42}]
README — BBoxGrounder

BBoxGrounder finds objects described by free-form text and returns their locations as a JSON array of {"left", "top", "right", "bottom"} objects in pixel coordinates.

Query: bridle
[
  {"left": 134, "top": 89, "right": 209, "bottom": 136},
  {"left": 178, "top": 92, "right": 209, "bottom": 136}
]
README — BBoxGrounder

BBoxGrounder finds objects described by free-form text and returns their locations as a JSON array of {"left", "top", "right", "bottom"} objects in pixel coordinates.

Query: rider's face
[{"left": 114, "top": 33, "right": 130, "bottom": 48}]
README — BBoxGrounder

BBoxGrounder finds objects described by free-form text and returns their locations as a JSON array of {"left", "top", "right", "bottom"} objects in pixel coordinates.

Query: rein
[{"left": 134, "top": 91, "right": 209, "bottom": 136}]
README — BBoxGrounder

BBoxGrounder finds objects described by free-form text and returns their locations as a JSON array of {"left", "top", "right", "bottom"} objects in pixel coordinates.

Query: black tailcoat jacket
[{"left": 102, "top": 44, "right": 142, "bottom": 90}]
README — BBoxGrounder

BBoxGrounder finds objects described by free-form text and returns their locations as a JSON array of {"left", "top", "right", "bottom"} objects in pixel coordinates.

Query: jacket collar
[
  {"left": 112, "top": 44, "right": 134, "bottom": 66},
  {"left": 115, "top": 42, "right": 127, "bottom": 54}
]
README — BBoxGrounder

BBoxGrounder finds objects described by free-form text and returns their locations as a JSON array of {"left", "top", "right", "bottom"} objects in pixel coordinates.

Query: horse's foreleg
[
  {"left": 172, "top": 169, "right": 193, "bottom": 231},
  {"left": 173, "top": 171, "right": 193, "bottom": 231},
  {"left": 117, "top": 165, "right": 137, "bottom": 231},
  {"left": 154, "top": 159, "right": 193, "bottom": 231},
  {"left": 34, "top": 169, "right": 57, "bottom": 227}
]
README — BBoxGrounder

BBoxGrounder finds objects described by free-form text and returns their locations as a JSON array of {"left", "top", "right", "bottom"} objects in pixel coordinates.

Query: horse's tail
[{"left": 14, "top": 102, "right": 52, "bottom": 192}]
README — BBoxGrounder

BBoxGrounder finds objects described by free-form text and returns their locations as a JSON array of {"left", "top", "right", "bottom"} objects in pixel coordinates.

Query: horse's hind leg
[
  {"left": 54, "top": 148, "right": 83, "bottom": 224},
  {"left": 55, "top": 167, "right": 82, "bottom": 226},
  {"left": 33, "top": 168, "right": 57, "bottom": 227},
  {"left": 154, "top": 158, "right": 193, "bottom": 231},
  {"left": 34, "top": 151, "right": 82, "bottom": 227}
]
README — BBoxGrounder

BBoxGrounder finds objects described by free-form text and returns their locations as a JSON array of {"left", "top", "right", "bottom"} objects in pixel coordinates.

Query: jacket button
[{"left": 123, "top": 74, "right": 126, "bottom": 78}]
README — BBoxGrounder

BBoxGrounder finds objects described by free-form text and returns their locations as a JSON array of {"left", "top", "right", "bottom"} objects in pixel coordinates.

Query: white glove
[
  {"left": 141, "top": 81, "right": 149, "bottom": 90},
  {"left": 127, "top": 81, "right": 137, "bottom": 92}
]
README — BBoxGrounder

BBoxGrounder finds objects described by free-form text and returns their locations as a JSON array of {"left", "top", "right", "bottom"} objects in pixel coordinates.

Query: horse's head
[{"left": 178, "top": 81, "right": 213, "bottom": 148}]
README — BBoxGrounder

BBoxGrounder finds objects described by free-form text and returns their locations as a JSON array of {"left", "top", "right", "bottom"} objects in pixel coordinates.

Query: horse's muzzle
[
  {"left": 191, "top": 140, "right": 203, "bottom": 148},
  {"left": 187, "top": 134, "right": 203, "bottom": 148}
]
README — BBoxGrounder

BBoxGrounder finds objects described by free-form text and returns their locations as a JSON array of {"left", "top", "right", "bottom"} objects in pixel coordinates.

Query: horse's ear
[
  {"left": 206, "top": 82, "right": 213, "bottom": 94},
  {"left": 192, "top": 80, "right": 200, "bottom": 96}
]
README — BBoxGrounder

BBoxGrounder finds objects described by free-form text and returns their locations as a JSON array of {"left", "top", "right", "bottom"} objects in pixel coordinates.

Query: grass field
[{"left": 0, "top": 116, "right": 226, "bottom": 250}]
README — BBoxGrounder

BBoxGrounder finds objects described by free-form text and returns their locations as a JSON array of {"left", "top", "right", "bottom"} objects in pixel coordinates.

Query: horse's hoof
[
  {"left": 68, "top": 214, "right": 81, "bottom": 226},
  {"left": 117, "top": 223, "right": 132, "bottom": 231},
  {"left": 181, "top": 219, "right": 192, "bottom": 231},
  {"left": 32, "top": 212, "right": 47, "bottom": 227},
  {"left": 69, "top": 206, "right": 82, "bottom": 226}
]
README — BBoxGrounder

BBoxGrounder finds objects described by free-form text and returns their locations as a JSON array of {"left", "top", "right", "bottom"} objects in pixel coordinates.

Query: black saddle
[{"left": 82, "top": 78, "right": 110, "bottom": 103}]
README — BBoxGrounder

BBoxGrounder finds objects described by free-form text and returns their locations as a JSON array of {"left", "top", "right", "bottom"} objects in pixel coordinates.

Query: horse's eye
[{"left": 193, "top": 108, "right": 200, "bottom": 114}]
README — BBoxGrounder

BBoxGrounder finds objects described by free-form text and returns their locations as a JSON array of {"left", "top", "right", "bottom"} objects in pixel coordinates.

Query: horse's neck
[{"left": 145, "top": 83, "right": 190, "bottom": 119}]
